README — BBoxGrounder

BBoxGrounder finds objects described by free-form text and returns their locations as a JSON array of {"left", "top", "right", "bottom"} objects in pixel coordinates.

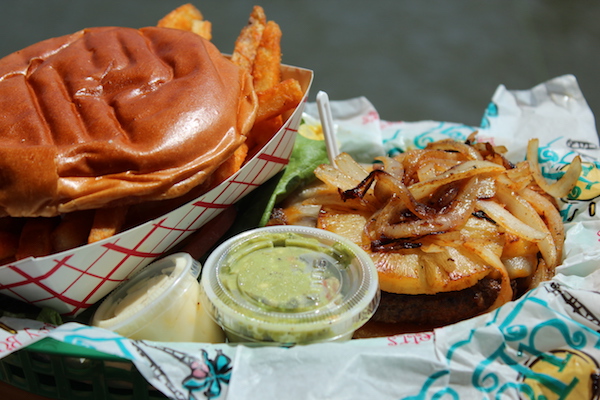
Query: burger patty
[{"left": 373, "top": 277, "right": 503, "bottom": 327}]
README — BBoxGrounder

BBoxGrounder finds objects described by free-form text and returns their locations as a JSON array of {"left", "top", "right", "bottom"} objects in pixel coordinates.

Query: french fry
[
  {"left": 210, "top": 143, "right": 249, "bottom": 189},
  {"left": 252, "top": 20, "right": 282, "bottom": 92},
  {"left": 247, "top": 115, "right": 283, "bottom": 153},
  {"left": 231, "top": 6, "right": 267, "bottom": 72},
  {"left": 15, "top": 218, "right": 58, "bottom": 260},
  {"left": 255, "top": 78, "right": 304, "bottom": 123},
  {"left": 246, "top": 17, "right": 284, "bottom": 151},
  {"left": 88, "top": 206, "right": 129, "bottom": 244},
  {"left": 52, "top": 211, "right": 95, "bottom": 252},
  {"left": 157, "top": 3, "right": 212, "bottom": 40}
]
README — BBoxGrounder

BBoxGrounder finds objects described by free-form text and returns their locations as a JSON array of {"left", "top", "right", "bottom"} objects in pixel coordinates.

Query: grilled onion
[
  {"left": 269, "top": 135, "right": 582, "bottom": 327},
  {"left": 527, "top": 138, "right": 582, "bottom": 199}
]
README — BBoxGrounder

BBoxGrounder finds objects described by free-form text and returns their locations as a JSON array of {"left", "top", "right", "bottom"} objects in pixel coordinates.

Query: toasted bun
[{"left": 0, "top": 26, "right": 257, "bottom": 217}]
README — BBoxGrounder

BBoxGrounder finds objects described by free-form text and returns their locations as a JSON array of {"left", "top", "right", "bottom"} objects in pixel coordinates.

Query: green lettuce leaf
[{"left": 258, "top": 132, "right": 329, "bottom": 226}]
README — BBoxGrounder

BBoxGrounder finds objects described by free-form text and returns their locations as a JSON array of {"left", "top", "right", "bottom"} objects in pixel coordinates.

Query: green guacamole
[{"left": 220, "top": 233, "right": 353, "bottom": 313}]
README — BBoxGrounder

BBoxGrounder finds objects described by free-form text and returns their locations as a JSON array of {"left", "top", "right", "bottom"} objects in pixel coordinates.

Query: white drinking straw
[{"left": 316, "top": 91, "right": 339, "bottom": 166}]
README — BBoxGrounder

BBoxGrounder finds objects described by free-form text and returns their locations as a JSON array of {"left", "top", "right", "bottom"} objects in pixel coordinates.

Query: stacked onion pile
[{"left": 269, "top": 135, "right": 581, "bottom": 329}]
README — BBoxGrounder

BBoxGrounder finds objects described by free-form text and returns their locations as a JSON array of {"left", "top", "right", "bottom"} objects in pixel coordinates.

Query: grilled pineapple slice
[{"left": 317, "top": 207, "right": 500, "bottom": 295}]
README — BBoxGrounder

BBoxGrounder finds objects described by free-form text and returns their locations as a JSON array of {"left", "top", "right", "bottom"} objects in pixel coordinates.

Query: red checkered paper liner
[{"left": 0, "top": 66, "right": 313, "bottom": 316}]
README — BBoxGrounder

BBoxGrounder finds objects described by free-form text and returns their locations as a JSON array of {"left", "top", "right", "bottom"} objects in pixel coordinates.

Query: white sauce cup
[{"left": 92, "top": 252, "right": 225, "bottom": 343}]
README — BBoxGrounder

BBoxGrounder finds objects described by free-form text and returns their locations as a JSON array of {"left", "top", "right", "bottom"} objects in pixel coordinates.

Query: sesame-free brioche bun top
[{"left": 0, "top": 26, "right": 258, "bottom": 217}]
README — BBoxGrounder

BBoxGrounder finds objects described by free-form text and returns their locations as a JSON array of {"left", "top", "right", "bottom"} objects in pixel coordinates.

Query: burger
[
  {"left": 0, "top": 10, "right": 300, "bottom": 264},
  {"left": 0, "top": 5, "right": 311, "bottom": 316},
  {"left": 267, "top": 136, "right": 578, "bottom": 332},
  {"left": 0, "top": 25, "right": 257, "bottom": 218}
]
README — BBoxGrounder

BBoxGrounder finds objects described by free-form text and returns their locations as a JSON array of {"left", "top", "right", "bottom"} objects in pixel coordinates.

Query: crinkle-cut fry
[
  {"left": 210, "top": 143, "right": 249, "bottom": 189},
  {"left": 157, "top": 3, "right": 212, "bottom": 40},
  {"left": 255, "top": 78, "right": 303, "bottom": 123},
  {"left": 52, "top": 210, "right": 95, "bottom": 253},
  {"left": 88, "top": 206, "right": 129, "bottom": 244},
  {"left": 231, "top": 5, "right": 267, "bottom": 72},
  {"left": 252, "top": 20, "right": 282, "bottom": 92},
  {"left": 16, "top": 218, "right": 58, "bottom": 260}
]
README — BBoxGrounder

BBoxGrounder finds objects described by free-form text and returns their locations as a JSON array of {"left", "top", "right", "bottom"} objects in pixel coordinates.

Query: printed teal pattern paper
[{"left": 407, "top": 279, "right": 600, "bottom": 399}]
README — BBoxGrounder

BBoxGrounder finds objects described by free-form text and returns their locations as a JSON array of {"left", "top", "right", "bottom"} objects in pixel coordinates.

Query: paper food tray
[{"left": 0, "top": 64, "right": 314, "bottom": 317}]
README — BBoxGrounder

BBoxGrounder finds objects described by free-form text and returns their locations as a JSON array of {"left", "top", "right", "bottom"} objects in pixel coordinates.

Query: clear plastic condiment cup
[
  {"left": 199, "top": 226, "right": 380, "bottom": 345},
  {"left": 92, "top": 252, "right": 224, "bottom": 343}
]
